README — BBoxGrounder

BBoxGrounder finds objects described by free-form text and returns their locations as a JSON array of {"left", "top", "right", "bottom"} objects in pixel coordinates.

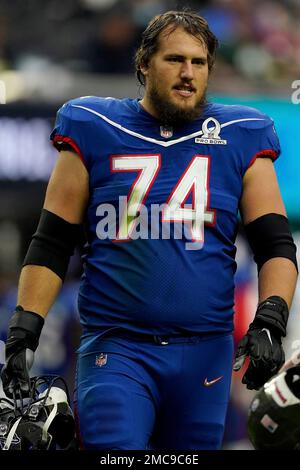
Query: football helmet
[
  {"left": 248, "top": 366, "right": 300, "bottom": 449},
  {"left": 0, "top": 375, "right": 77, "bottom": 450}
]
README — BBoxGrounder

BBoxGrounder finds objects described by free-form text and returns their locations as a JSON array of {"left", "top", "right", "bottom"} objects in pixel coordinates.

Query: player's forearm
[
  {"left": 258, "top": 257, "right": 298, "bottom": 308},
  {"left": 17, "top": 265, "right": 63, "bottom": 317}
]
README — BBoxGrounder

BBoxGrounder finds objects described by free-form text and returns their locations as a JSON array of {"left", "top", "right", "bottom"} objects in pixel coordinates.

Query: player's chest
[{"left": 89, "top": 138, "right": 242, "bottom": 219}]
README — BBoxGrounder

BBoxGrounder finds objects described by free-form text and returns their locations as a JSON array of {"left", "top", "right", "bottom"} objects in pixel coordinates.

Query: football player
[{"left": 0, "top": 10, "right": 298, "bottom": 449}]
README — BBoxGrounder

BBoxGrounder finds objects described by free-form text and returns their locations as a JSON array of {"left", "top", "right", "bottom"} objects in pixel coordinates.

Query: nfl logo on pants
[{"left": 95, "top": 353, "right": 107, "bottom": 367}]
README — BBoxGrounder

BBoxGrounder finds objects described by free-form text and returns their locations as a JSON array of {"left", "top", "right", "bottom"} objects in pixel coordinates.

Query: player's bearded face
[
  {"left": 142, "top": 28, "right": 209, "bottom": 126},
  {"left": 147, "top": 74, "right": 207, "bottom": 126}
]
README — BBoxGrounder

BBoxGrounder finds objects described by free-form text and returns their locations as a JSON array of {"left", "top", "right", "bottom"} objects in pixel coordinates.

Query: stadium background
[{"left": 0, "top": 0, "right": 299, "bottom": 449}]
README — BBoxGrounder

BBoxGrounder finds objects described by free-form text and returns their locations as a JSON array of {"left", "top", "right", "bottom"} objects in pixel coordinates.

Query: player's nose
[{"left": 180, "top": 60, "right": 194, "bottom": 80}]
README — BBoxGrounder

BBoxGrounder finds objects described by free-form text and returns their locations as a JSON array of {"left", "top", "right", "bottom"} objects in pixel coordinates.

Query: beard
[{"left": 148, "top": 82, "right": 207, "bottom": 127}]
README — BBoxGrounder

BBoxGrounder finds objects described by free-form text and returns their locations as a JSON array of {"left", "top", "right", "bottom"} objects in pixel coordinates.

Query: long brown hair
[{"left": 135, "top": 10, "right": 219, "bottom": 86}]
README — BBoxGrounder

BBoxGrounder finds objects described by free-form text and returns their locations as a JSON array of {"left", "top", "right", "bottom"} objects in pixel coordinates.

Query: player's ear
[{"left": 140, "top": 63, "right": 149, "bottom": 77}]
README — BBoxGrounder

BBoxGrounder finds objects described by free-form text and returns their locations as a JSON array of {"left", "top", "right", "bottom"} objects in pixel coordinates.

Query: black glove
[
  {"left": 0, "top": 306, "right": 44, "bottom": 398},
  {"left": 233, "top": 296, "right": 288, "bottom": 390}
]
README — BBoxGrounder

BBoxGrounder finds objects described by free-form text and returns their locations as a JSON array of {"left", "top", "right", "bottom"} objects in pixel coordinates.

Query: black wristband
[
  {"left": 8, "top": 306, "right": 44, "bottom": 352},
  {"left": 23, "top": 209, "right": 83, "bottom": 281},
  {"left": 251, "top": 295, "right": 289, "bottom": 337}
]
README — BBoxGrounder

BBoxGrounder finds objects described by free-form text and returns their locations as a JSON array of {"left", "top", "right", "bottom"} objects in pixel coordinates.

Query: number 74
[{"left": 111, "top": 154, "right": 215, "bottom": 242}]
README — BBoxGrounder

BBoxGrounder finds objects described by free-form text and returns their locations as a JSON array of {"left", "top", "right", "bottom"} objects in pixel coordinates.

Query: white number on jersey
[{"left": 111, "top": 154, "right": 215, "bottom": 242}]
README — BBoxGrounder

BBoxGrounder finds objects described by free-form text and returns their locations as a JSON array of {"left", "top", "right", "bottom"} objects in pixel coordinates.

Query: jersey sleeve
[
  {"left": 50, "top": 99, "right": 95, "bottom": 170},
  {"left": 251, "top": 117, "right": 281, "bottom": 163},
  {"left": 237, "top": 110, "right": 281, "bottom": 174}
]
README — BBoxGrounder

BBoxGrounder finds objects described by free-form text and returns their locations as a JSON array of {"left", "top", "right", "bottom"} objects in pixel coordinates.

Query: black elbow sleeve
[
  {"left": 244, "top": 213, "right": 298, "bottom": 273},
  {"left": 23, "top": 209, "right": 83, "bottom": 281}
]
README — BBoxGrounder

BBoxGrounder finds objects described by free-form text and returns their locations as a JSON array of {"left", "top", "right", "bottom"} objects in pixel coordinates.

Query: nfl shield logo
[
  {"left": 160, "top": 126, "right": 173, "bottom": 138},
  {"left": 95, "top": 353, "right": 107, "bottom": 367},
  {"left": 260, "top": 414, "right": 278, "bottom": 433}
]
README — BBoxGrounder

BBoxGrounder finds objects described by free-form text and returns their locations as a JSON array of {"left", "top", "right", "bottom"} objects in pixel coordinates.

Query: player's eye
[
  {"left": 192, "top": 59, "right": 207, "bottom": 66},
  {"left": 166, "top": 57, "right": 183, "bottom": 63}
]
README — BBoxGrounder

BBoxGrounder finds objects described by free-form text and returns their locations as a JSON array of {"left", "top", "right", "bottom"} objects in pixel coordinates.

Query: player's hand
[
  {"left": 233, "top": 325, "right": 284, "bottom": 389},
  {"left": 233, "top": 296, "right": 288, "bottom": 390},
  {"left": 0, "top": 307, "right": 44, "bottom": 398},
  {"left": 1, "top": 342, "right": 34, "bottom": 398}
]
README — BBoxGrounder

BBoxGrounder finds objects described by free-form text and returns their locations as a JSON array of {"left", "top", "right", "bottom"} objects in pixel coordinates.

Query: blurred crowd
[{"left": 0, "top": 0, "right": 299, "bottom": 86}]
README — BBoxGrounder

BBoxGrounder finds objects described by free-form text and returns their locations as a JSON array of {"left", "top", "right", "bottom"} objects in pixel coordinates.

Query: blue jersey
[{"left": 50, "top": 97, "right": 280, "bottom": 336}]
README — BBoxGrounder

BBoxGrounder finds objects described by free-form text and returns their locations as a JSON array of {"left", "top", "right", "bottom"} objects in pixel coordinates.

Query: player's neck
[{"left": 139, "top": 97, "right": 159, "bottom": 120}]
